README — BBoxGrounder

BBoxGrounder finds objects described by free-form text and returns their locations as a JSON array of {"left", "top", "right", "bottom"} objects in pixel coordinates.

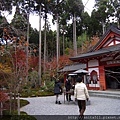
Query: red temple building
[{"left": 61, "top": 25, "right": 120, "bottom": 90}]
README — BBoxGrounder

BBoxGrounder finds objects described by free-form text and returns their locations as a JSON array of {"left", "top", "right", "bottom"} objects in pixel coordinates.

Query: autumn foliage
[
  {"left": 78, "top": 35, "right": 100, "bottom": 54},
  {"left": 0, "top": 91, "right": 8, "bottom": 102},
  {"left": 45, "top": 54, "right": 72, "bottom": 77}
]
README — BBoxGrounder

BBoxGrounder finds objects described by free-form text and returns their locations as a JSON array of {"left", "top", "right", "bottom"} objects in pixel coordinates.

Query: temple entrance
[{"left": 105, "top": 66, "right": 120, "bottom": 89}]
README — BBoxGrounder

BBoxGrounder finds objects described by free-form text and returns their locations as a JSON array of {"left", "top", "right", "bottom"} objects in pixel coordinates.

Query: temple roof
[
  {"left": 70, "top": 25, "right": 120, "bottom": 61},
  {"left": 59, "top": 63, "right": 86, "bottom": 72},
  {"left": 70, "top": 44, "right": 120, "bottom": 61},
  {"left": 90, "top": 24, "right": 120, "bottom": 52}
]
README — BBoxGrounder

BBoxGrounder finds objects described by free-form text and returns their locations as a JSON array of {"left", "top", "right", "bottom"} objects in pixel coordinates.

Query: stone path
[{"left": 20, "top": 94, "right": 120, "bottom": 115}]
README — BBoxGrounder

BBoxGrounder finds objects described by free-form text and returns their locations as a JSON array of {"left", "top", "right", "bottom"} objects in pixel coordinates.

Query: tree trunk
[
  {"left": 38, "top": 3, "right": 42, "bottom": 86},
  {"left": 56, "top": 13, "right": 59, "bottom": 76},
  {"left": 102, "top": 21, "right": 105, "bottom": 35},
  {"left": 0, "top": 102, "right": 3, "bottom": 115},
  {"left": 13, "top": 89, "right": 16, "bottom": 111},
  {"left": 118, "top": 17, "right": 120, "bottom": 28},
  {"left": 17, "top": 93, "right": 20, "bottom": 115},
  {"left": 9, "top": 92, "right": 12, "bottom": 114},
  {"left": 63, "top": 28, "right": 65, "bottom": 55},
  {"left": 73, "top": 13, "right": 77, "bottom": 56},
  {"left": 43, "top": 15, "right": 47, "bottom": 75},
  {"left": 26, "top": 11, "right": 30, "bottom": 82}
]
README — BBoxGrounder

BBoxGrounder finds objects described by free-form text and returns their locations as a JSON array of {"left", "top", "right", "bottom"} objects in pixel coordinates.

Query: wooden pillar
[
  {"left": 83, "top": 75, "right": 86, "bottom": 84},
  {"left": 64, "top": 74, "right": 67, "bottom": 84},
  {"left": 99, "top": 66, "right": 106, "bottom": 90}
]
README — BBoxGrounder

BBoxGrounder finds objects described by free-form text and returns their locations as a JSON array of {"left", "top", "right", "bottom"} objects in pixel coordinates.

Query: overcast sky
[{"left": 5, "top": 0, "right": 95, "bottom": 31}]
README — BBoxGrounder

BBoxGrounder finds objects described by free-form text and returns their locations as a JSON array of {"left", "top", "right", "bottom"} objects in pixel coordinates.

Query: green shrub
[
  {"left": 46, "top": 81, "right": 54, "bottom": 92},
  {"left": 1, "top": 113, "right": 36, "bottom": 120},
  {"left": 3, "top": 110, "right": 19, "bottom": 115},
  {"left": 20, "top": 99, "right": 29, "bottom": 107},
  {"left": 40, "top": 85, "right": 48, "bottom": 91},
  {"left": 10, "top": 115, "right": 37, "bottom": 120}
]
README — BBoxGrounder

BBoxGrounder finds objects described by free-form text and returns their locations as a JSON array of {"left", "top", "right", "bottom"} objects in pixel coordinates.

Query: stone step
[{"left": 88, "top": 90, "right": 120, "bottom": 99}]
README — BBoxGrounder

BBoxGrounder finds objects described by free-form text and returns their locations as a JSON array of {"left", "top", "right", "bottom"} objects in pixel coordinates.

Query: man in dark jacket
[
  {"left": 54, "top": 79, "right": 62, "bottom": 104},
  {"left": 65, "top": 77, "right": 73, "bottom": 101}
]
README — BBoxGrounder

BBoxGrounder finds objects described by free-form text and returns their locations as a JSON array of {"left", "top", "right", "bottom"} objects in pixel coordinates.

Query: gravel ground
[{"left": 20, "top": 94, "right": 120, "bottom": 115}]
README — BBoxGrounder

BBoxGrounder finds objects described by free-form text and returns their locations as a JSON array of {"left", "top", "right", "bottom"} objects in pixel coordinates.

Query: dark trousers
[
  {"left": 66, "top": 93, "right": 71, "bottom": 101},
  {"left": 77, "top": 100, "right": 86, "bottom": 116}
]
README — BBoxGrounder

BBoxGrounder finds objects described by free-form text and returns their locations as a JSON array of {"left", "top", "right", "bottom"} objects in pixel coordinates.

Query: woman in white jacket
[{"left": 74, "top": 76, "right": 89, "bottom": 118}]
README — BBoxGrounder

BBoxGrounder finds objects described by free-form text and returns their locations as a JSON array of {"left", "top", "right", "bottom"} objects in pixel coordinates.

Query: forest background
[{"left": 0, "top": 0, "right": 120, "bottom": 114}]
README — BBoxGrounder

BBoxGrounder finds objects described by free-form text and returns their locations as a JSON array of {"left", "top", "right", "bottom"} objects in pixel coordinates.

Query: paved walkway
[{"left": 20, "top": 94, "right": 120, "bottom": 115}]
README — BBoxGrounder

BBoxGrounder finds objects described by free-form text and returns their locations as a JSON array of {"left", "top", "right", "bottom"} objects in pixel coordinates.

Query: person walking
[
  {"left": 54, "top": 79, "right": 62, "bottom": 104},
  {"left": 74, "top": 76, "right": 89, "bottom": 119},
  {"left": 65, "top": 77, "right": 73, "bottom": 101}
]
